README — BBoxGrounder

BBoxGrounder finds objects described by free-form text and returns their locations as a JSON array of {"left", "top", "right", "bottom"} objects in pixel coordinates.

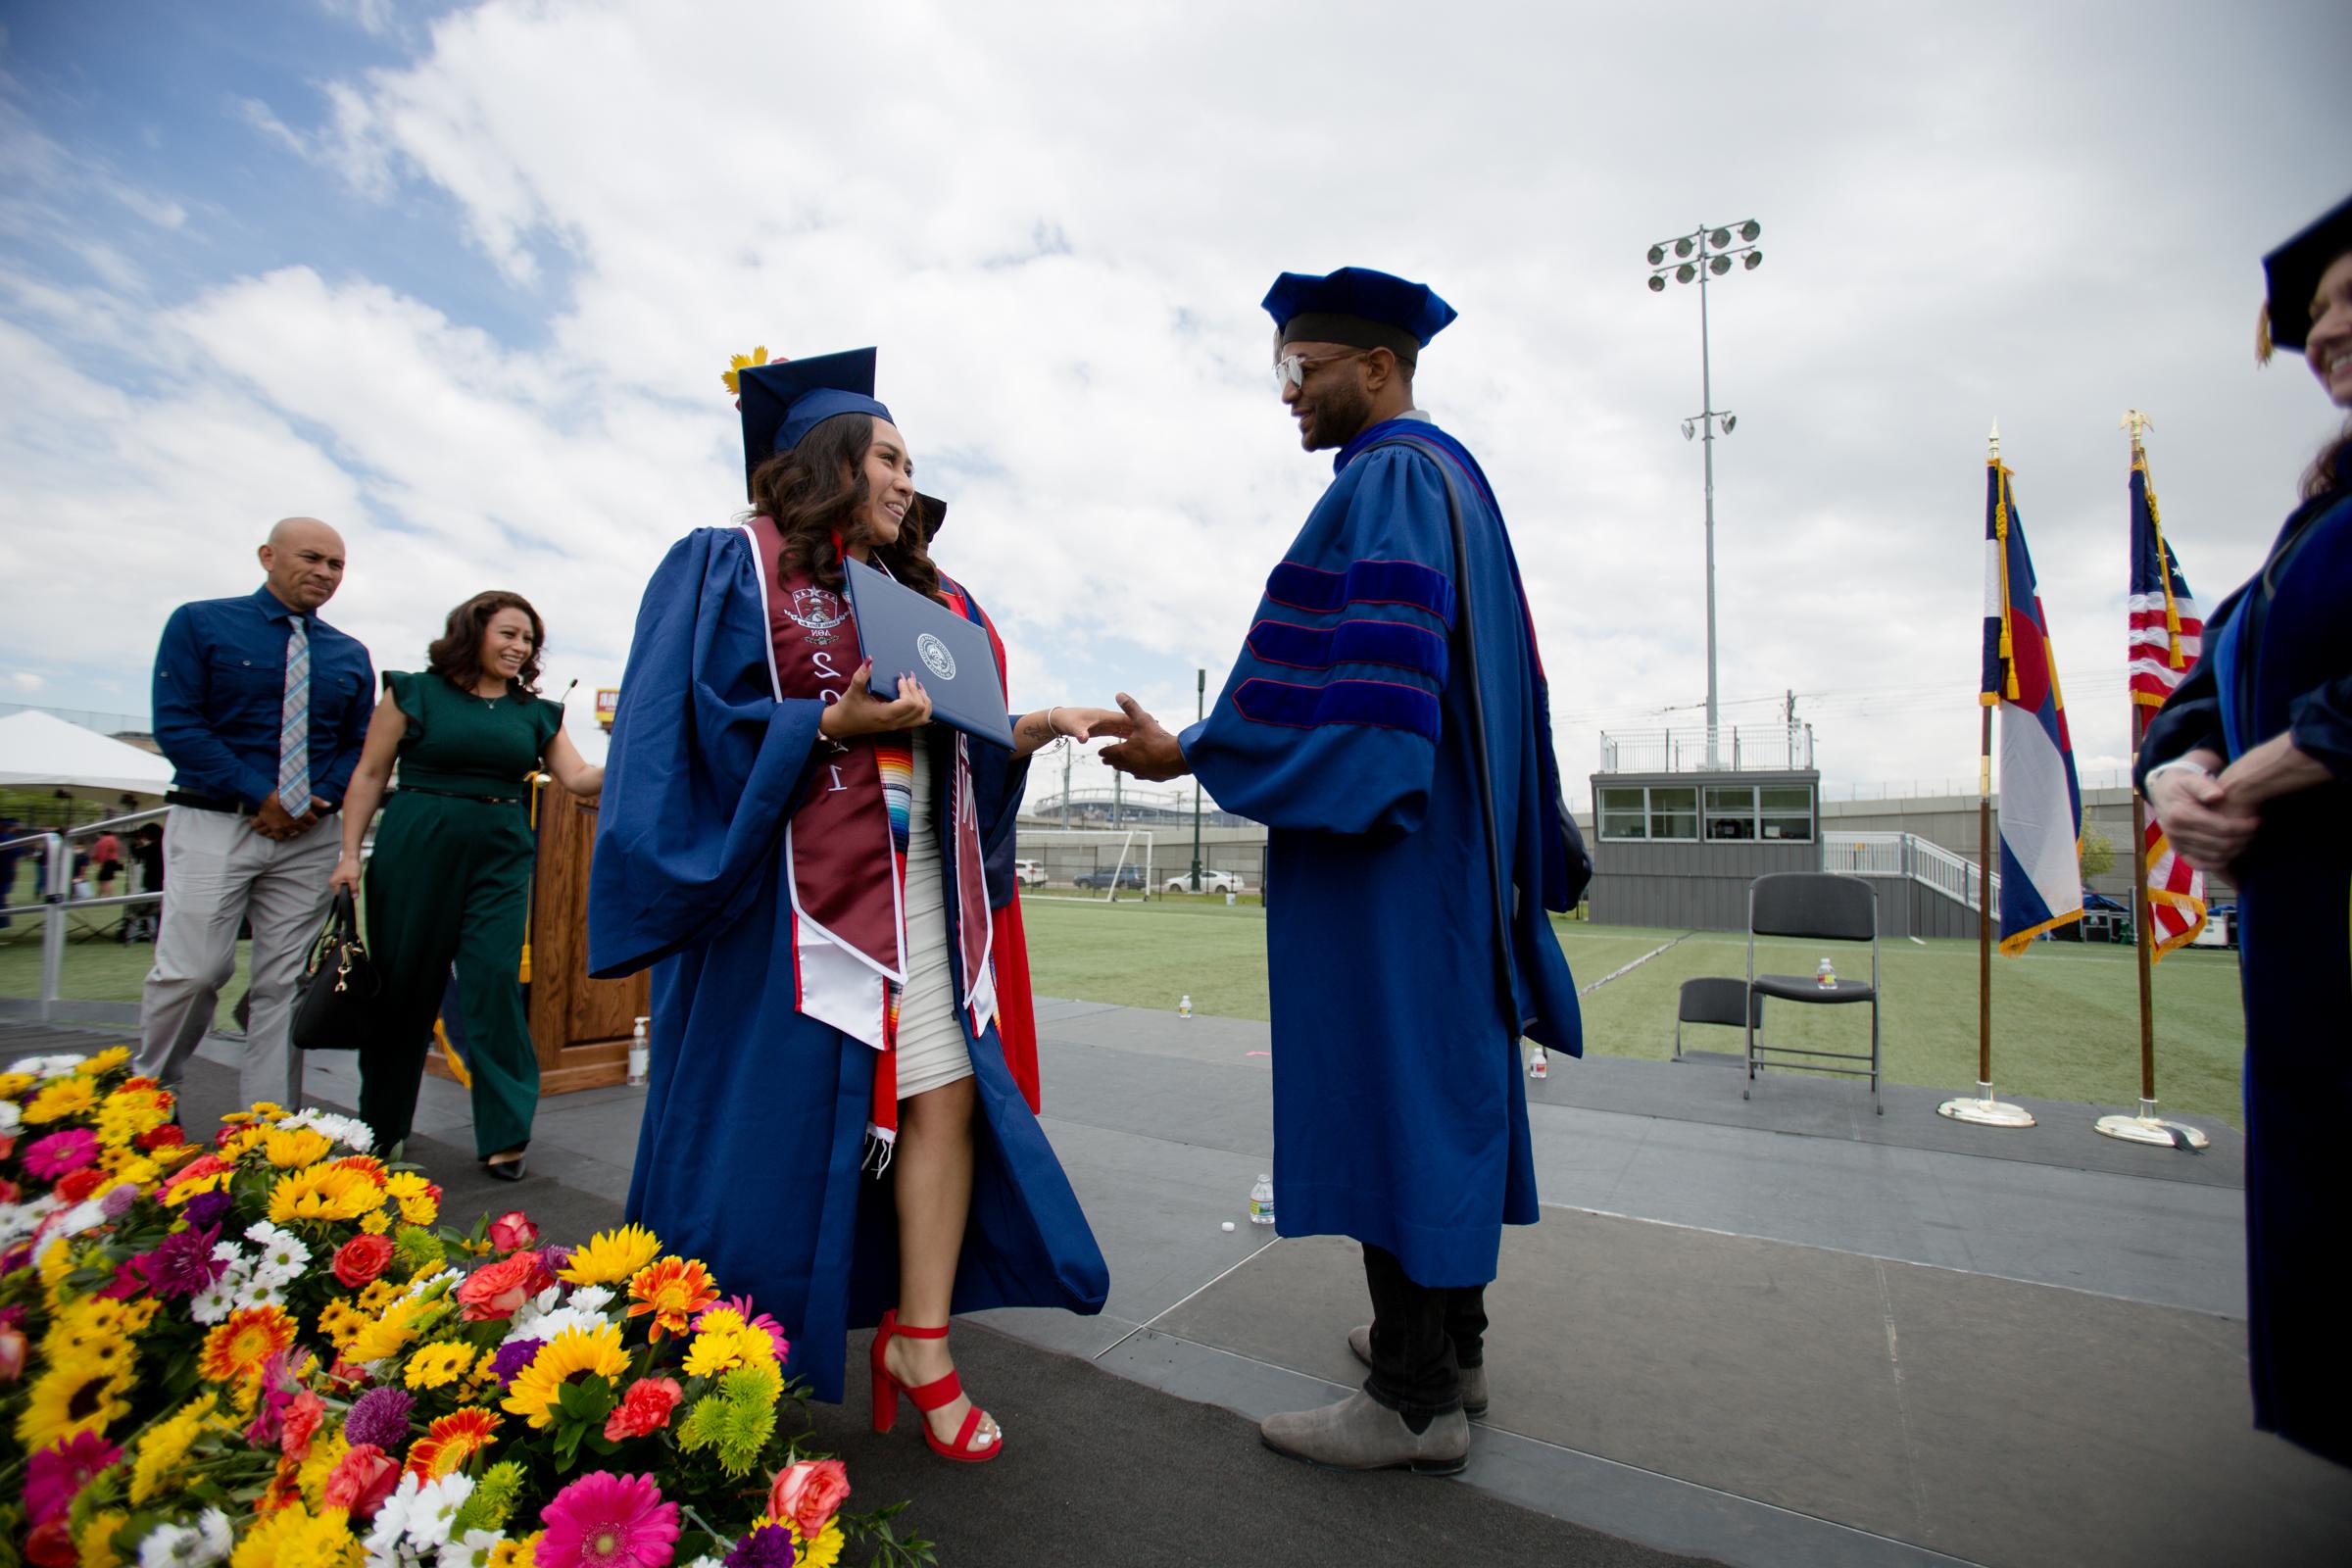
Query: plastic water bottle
[
  {"left": 628, "top": 1016, "right": 650, "bottom": 1087},
  {"left": 1248, "top": 1174, "right": 1275, "bottom": 1226},
  {"left": 1816, "top": 957, "right": 1837, "bottom": 990},
  {"left": 1178, "top": 994, "right": 1193, "bottom": 1019},
  {"left": 1528, "top": 1048, "right": 1549, "bottom": 1081}
]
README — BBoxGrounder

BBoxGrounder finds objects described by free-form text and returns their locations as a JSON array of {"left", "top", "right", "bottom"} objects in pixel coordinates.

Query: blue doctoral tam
[
  {"left": 1263, "top": 267, "right": 1457, "bottom": 362},
  {"left": 739, "top": 347, "right": 893, "bottom": 493}
]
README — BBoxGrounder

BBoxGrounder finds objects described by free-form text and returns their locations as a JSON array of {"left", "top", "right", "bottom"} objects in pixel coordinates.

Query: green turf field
[{"left": 1016, "top": 895, "right": 2250, "bottom": 1126}]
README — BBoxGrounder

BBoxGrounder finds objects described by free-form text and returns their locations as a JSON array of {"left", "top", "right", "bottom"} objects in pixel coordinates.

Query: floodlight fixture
[
  {"left": 1675, "top": 236, "right": 1694, "bottom": 258},
  {"left": 1740, "top": 220, "right": 1760, "bottom": 241},
  {"left": 1710, "top": 254, "right": 1732, "bottom": 275},
  {"left": 1723, "top": 414, "right": 1737, "bottom": 432},
  {"left": 1683, "top": 420, "right": 1695, "bottom": 439},
  {"left": 1647, "top": 244, "right": 1666, "bottom": 266},
  {"left": 1709, "top": 227, "right": 1731, "bottom": 248},
  {"left": 1677, "top": 262, "right": 1696, "bottom": 283},
  {"left": 1647, "top": 273, "right": 1666, "bottom": 292},
  {"left": 1744, "top": 250, "right": 1763, "bottom": 270}
]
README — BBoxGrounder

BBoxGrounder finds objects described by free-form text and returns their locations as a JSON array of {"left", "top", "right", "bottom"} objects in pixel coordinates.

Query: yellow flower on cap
[{"left": 721, "top": 345, "right": 770, "bottom": 397}]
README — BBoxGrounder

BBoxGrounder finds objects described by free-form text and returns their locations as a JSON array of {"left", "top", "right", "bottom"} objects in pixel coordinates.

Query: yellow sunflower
[
  {"left": 402, "top": 1341, "right": 475, "bottom": 1391},
  {"left": 405, "top": 1408, "right": 500, "bottom": 1480},
  {"left": 345, "top": 1296, "right": 428, "bottom": 1365},
  {"left": 16, "top": 1355, "right": 134, "bottom": 1449},
  {"left": 76, "top": 1508, "right": 130, "bottom": 1568},
  {"left": 84, "top": 1045, "right": 130, "bottom": 1073},
  {"left": 24, "top": 1075, "right": 98, "bottom": 1123},
  {"left": 485, "top": 1536, "right": 539, "bottom": 1568},
  {"left": 559, "top": 1223, "right": 662, "bottom": 1287},
  {"left": 263, "top": 1127, "right": 335, "bottom": 1168},
  {"left": 356, "top": 1280, "right": 401, "bottom": 1312},
  {"left": 0, "top": 1070, "right": 35, "bottom": 1097},
  {"left": 267, "top": 1164, "right": 378, "bottom": 1224},
  {"left": 720, "top": 345, "right": 770, "bottom": 396},
  {"left": 131, "top": 1393, "right": 224, "bottom": 1504},
  {"left": 217, "top": 1125, "right": 270, "bottom": 1162},
  {"left": 94, "top": 1087, "right": 171, "bottom": 1147},
  {"left": 682, "top": 1319, "right": 771, "bottom": 1379},
  {"left": 226, "top": 1502, "right": 358, "bottom": 1568},
  {"left": 317, "top": 1298, "right": 368, "bottom": 1351},
  {"left": 501, "top": 1323, "right": 629, "bottom": 1429},
  {"left": 200, "top": 1306, "right": 300, "bottom": 1391},
  {"left": 381, "top": 1171, "right": 440, "bottom": 1226}
]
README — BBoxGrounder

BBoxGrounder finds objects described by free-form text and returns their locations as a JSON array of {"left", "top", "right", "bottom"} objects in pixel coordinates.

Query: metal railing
[
  {"left": 1823, "top": 829, "right": 1995, "bottom": 912},
  {"left": 1598, "top": 723, "right": 1814, "bottom": 774},
  {"left": 1, "top": 807, "right": 171, "bottom": 1022}
]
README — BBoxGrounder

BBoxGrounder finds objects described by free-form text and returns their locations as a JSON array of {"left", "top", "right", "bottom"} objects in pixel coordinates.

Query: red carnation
[
  {"left": 603, "top": 1376, "right": 684, "bottom": 1441},
  {"left": 137, "top": 1124, "right": 187, "bottom": 1152},
  {"left": 332, "top": 1233, "right": 395, "bottom": 1289},
  {"left": 321, "top": 1443, "right": 400, "bottom": 1519},
  {"left": 55, "top": 1167, "right": 107, "bottom": 1203},
  {"left": 455, "top": 1250, "right": 553, "bottom": 1322},
  {"left": 281, "top": 1389, "right": 326, "bottom": 1459}
]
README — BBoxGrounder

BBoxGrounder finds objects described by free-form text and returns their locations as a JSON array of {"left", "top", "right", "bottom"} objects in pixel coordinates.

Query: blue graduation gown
[
  {"left": 2137, "top": 466, "right": 2352, "bottom": 1466},
  {"left": 588, "top": 527, "right": 1107, "bottom": 1402},
  {"left": 1181, "top": 417, "right": 1582, "bottom": 1289}
]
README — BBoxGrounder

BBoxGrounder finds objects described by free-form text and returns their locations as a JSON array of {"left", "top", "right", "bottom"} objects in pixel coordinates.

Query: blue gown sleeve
[
  {"left": 588, "top": 529, "right": 825, "bottom": 978},
  {"left": 2133, "top": 647, "right": 2226, "bottom": 795},
  {"left": 1180, "top": 449, "right": 1454, "bottom": 837}
]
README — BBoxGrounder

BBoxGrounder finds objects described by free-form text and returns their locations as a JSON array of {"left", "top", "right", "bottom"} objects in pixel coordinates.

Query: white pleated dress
[{"left": 894, "top": 730, "right": 976, "bottom": 1100}]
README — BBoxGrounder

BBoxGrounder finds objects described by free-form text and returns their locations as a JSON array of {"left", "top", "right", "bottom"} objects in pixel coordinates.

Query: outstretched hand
[{"left": 1098, "top": 693, "right": 1191, "bottom": 781}]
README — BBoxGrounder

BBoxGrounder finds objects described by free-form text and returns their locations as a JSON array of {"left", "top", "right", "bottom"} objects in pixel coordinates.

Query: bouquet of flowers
[{"left": 0, "top": 1049, "right": 932, "bottom": 1568}]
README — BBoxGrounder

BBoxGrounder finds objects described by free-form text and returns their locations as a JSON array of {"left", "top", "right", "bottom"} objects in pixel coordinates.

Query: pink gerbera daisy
[
  {"left": 536, "top": 1472, "right": 680, "bottom": 1568},
  {"left": 25, "top": 1430, "right": 122, "bottom": 1524},
  {"left": 22, "top": 1128, "right": 100, "bottom": 1180}
]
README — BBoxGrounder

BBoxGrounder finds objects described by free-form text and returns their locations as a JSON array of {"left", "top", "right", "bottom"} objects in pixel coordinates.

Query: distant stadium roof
[{"left": 0, "top": 710, "right": 174, "bottom": 797}]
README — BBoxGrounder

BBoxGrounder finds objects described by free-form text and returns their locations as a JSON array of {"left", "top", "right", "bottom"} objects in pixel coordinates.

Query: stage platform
[{"left": 10, "top": 1003, "right": 2347, "bottom": 1568}]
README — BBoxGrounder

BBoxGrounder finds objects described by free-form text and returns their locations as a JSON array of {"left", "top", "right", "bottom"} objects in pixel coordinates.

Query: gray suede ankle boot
[{"left": 1259, "top": 1390, "right": 1470, "bottom": 1474}]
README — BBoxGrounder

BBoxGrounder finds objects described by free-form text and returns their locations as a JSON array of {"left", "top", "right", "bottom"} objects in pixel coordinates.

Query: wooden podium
[{"left": 425, "top": 792, "right": 648, "bottom": 1096}]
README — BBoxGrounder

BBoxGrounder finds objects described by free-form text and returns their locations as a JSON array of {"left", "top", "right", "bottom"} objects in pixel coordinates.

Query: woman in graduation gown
[
  {"left": 589, "top": 348, "right": 1116, "bottom": 1462},
  {"left": 2140, "top": 195, "right": 2352, "bottom": 1467}
]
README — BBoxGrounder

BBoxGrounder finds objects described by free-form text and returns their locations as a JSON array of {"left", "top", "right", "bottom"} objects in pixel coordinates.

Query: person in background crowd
[
  {"left": 1104, "top": 268, "right": 1585, "bottom": 1474},
  {"left": 2140, "top": 192, "right": 2352, "bottom": 1469},
  {"left": 0, "top": 815, "right": 20, "bottom": 929},
  {"left": 121, "top": 823, "right": 166, "bottom": 944},
  {"left": 330, "top": 591, "right": 602, "bottom": 1176},
  {"left": 133, "top": 516, "right": 373, "bottom": 1112},
  {"left": 88, "top": 828, "right": 122, "bottom": 897}
]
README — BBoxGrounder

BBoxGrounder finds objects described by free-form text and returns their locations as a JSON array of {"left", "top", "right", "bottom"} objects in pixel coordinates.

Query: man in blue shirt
[{"left": 134, "top": 516, "right": 374, "bottom": 1111}]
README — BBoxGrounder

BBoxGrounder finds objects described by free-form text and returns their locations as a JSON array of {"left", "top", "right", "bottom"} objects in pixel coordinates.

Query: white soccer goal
[{"left": 1016, "top": 828, "right": 1155, "bottom": 902}]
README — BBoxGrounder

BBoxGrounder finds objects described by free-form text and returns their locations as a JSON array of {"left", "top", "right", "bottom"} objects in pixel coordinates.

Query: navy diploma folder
[{"left": 842, "top": 557, "right": 1015, "bottom": 748}]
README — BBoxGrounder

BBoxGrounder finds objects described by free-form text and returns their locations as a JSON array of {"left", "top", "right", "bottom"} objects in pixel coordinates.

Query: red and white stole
[{"left": 736, "top": 517, "right": 996, "bottom": 1149}]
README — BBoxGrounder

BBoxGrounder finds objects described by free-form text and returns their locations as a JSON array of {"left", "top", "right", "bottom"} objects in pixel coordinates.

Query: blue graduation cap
[
  {"left": 738, "top": 347, "right": 894, "bottom": 495},
  {"left": 1261, "top": 267, "right": 1457, "bottom": 365},
  {"left": 2259, "top": 192, "right": 2352, "bottom": 361}
]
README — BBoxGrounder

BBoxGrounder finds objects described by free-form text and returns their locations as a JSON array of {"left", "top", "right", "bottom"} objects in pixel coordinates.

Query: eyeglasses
[{"left": 1272, "top": 351, "right": 1364, "bottom": 393}]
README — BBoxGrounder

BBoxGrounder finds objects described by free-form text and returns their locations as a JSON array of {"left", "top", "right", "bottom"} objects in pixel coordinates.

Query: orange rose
[{"left": 767, "top": 1458, "right": 851, "bottom": 1541}]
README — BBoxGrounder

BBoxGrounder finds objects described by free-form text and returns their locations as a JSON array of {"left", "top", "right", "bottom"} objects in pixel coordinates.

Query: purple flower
[
  {"left": 723, "top": 1525, "right": 799, "bottom": 1568},
  {"left": 342, "top": 1387, "right": 415, "bottom": 1451},
  {"left": 487, "top": 1338, "right": 544, "bottom": 1389},
  {"left": 100, "top": 1185, "right": 138, "bottom": 1220},
  {"left": 180, "top": 1190, "right": 233, "bottom": 1230},
  {"left": 133, "top": 1224, "right": 226, "bottom": 1300},
  {"left": 538, "top": 1244, "right": 574, "bottom": 1277}
]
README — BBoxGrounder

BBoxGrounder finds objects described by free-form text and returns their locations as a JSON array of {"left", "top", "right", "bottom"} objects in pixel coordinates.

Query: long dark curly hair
[
  {"left": 426, "top": 591, "right": 546, "bottom": 695},
  {"left": 748, "top": 413, "right": 946, "bottom": 604},
  {"left": 2302, "top": 416, "right": 2351, "bottom": 503}
]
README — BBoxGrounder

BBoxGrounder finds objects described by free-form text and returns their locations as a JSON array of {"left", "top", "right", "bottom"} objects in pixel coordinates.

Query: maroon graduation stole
[{"left": 736, "top": 517, "right": 996, "bottom": 1148}]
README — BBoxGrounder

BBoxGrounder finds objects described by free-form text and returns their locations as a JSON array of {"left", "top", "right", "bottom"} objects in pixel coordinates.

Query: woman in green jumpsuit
[{"left": 331, "top": 591, "right": 603, "bottom": 1175}]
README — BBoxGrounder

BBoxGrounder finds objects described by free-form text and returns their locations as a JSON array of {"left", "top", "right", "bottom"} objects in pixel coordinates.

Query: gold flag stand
[
  {"left": 1942, "top": 424, "right": 2037, "bottom": 1128},
  {"left": 2095, "top": 413, "right": 2210, "bottom": 1151}
]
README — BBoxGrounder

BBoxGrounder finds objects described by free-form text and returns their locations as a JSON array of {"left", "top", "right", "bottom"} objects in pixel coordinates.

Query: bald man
[{"left": 135, "top": 517, "right": 375, "bottom": 1110}]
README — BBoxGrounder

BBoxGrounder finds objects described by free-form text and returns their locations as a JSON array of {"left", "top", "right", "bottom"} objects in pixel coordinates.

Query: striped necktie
[{"left": 278, "top": 617, "right": 312, "bottom": 811}]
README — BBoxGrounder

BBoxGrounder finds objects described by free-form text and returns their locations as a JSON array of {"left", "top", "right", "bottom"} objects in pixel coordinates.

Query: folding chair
[
  {"left": 1672, "top": 977, "right": 1763, "bottom": 1061},
  {"left": 1743, "top": 872, "right": 1881, "bottom": 1113}
]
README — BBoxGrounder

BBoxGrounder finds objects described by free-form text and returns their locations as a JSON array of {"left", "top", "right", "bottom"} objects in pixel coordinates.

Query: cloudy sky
[{"left": 2, "top": 0, "right": 2346, "bottom": 811}]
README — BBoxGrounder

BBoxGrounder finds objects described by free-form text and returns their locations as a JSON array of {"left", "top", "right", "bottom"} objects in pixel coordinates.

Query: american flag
[{"left": 2127, "top": 444, "right": 2208, "bottom": 957}]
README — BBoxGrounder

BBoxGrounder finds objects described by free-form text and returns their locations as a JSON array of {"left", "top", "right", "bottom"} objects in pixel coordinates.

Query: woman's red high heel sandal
[{"left": 869, "top": 1310, "right": 1003, "bottom": 1463}]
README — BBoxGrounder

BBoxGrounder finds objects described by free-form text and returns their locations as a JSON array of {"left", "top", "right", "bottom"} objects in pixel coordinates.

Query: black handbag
[{"left": 290, "top": 889, "right": 380, "bottom": 1051}]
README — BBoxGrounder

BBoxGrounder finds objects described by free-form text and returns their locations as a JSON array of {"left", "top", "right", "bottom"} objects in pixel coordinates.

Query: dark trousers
[{"left": 1361, "top": 1244, "right": 1488, "bottom": 1423}]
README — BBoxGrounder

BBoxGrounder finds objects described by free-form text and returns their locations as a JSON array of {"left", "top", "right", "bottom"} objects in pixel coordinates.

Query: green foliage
[{"left": 2078, "top": 824, "right": 2117, "bottom": 878}]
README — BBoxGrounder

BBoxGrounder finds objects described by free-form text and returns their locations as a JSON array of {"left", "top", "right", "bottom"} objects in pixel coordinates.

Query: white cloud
[{"left": 4, "top": 0, "right": 2349, "bottom": 810}]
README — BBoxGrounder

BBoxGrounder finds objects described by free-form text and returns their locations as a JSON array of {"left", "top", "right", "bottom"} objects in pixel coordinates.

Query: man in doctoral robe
[{"left": 1106, "top": 267, "right": 1584, "bottom": 1473}]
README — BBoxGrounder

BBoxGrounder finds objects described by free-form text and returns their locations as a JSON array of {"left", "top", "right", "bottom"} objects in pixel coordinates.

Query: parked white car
[
  {"left": 1013, "top": 858, "right": 1047, "bottom": 887},
  {"left": 1164, "top": 868, "right": 1245, "bottom": 894}
]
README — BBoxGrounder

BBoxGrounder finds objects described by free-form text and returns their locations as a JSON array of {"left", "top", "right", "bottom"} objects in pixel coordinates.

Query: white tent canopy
[{"left": 0, "top": 710, "right": 174, "bottom": 797}]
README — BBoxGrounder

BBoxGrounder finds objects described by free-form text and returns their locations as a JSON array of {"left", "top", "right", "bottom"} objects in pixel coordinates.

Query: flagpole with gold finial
[
  {"left": 2097, "top": 411, "right": 2211, "bottom": 1150},
  {"left": 1942, "top": 423, "right": 2037, "bottom": 1127}
]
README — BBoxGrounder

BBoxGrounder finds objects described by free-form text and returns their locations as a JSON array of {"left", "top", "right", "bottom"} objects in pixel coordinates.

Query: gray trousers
[{"left": 133, "top": 805, "right": 338, "bottom": 1110}]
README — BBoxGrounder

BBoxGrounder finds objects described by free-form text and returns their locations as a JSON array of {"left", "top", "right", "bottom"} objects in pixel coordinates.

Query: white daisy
[
  {"left": 6, "top": 1053, "right": 87, "bottom": 1077},
  {"left": 565, "top": 1284, "right": 614, "bottom": 1314},
  {"left": 402, "top": 1473, "right": 473, "bottom": 1552},
  {"left": 440, "top": 1530, "right": 506, "bottom": 1568}
]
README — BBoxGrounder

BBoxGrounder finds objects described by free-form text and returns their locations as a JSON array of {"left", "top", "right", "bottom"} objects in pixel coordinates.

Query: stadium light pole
[
  {"left": 1647, "top": 219, "right": 1763, "bottom": 767},
  {"left": 1190, "top": 668, "right": 1205, "bottom": 891}
]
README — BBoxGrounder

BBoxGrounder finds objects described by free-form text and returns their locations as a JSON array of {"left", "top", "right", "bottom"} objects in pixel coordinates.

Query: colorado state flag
[{"left": 1982, "top": 457, "right": 2083, "bottom": 953}]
